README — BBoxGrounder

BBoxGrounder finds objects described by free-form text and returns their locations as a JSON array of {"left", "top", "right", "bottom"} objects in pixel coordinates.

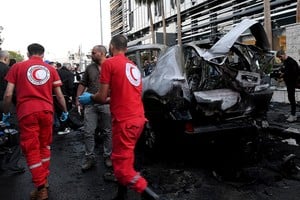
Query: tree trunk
[
  {"left": 264, "top": 0, "right": 272, "bottom": 49},
  {"left": 297, "top": 0, "right": 300, "bottom": 23},
  {"left": 176, "top": 0, "right": 182, "bottom": 46},
  {"left": 161, "top": 1, "right": 167, "bottom": 46},
  {"left": 149, "top": 6, "right": 155, "bottom": 44}
]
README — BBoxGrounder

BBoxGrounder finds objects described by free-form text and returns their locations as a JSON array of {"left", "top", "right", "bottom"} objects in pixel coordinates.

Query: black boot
[
  {"left": 112, "top": 184, "right": 128, "bottom": 200},
  {"left": 141, "top": 187, "right": 160, "bottom": 200}
]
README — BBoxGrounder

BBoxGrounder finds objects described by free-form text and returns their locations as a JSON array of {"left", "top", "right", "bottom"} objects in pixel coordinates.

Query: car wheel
[
  {"left": 143, "top": 122, "right": 157, "bottom": 149},
  {"left": 137, "top": 121, "right": 161, "bottom": 155}
]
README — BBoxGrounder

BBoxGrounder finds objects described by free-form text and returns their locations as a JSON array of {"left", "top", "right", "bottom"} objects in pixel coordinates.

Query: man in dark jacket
[
  {"left": 0, "top": 50, "right": 25, "bottom": 175},
  {"left": 0, "top": 50, "right": 10, "bottom": 114},
  {"left": 277, "top": 50, "right": 299, "bottom": 122},
  {"left": 56, "top": 63, "right": 74, "bottom": 106},
  {"left": 54, "top": 63, "right": 74, "bottom": 134}
]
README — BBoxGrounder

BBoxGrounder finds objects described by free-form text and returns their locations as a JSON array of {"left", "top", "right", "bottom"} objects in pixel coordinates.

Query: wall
[{"left": 286, "top": 23, "right": 300, "bottom": 64}]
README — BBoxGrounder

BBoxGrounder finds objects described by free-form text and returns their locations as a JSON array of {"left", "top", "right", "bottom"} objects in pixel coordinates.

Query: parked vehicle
[{"left": 126, "top": 19, "right": 274, "bottom": 149}]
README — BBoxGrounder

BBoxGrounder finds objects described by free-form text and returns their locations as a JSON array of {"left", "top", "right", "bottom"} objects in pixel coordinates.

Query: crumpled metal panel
[
  {"left": 193, "top": 89, "right": 240, "bottom": 110},
  {"left": 202, "top": 18, "right": 270, "bottom": 65},
  {"left": 142, "top": 45, "right": 191, "bottom": 101},
  {"left": 235, "top": 70, "right": 261, "bottom": 87},
  {"left": 139, "top": 18, "right": 272, "bottom": 120}
]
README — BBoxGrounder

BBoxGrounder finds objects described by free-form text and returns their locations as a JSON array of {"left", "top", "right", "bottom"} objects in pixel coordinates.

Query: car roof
[{"left": 126, "top": 44, "right": 167, "bottom": 53}]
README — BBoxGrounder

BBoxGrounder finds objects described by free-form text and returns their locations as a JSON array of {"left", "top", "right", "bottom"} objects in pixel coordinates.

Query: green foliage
[{"left": 8, "top": 51, "right": 24, "bottom": 62}]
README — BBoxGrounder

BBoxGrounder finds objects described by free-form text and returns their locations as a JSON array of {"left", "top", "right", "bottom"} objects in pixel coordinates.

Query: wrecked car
[{"left": 126, "top": 19, "right": 274, "bottom": 147}]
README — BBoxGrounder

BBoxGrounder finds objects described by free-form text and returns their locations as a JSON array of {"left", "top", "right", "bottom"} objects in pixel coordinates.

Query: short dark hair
[
  {"left": 56, "top": 62, "right": 62, "bottom": 68},
  {"left": 110, "top": 35, "right": 127, "bottom": 51},
  {"left": 276, "top": 50, "right": 285, "bottom": 57},
  {"left": 94, "top": 45, "right": 107, "bottom": 55},
  {"left": 27, "top": 43, "right": 45, "bottom": 56},
  {"left": 9, "top": 58, "right": 16, "bottom": 67}
]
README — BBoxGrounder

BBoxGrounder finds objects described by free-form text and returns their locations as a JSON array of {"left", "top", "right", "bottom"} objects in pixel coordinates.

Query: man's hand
[
  {"left": 60, "top": 112, "right": 69, "bottom": 122},
  {"left": 2, "top": 113, "right": 11, "bottom": 126},
  {"left": 78, "top": 92, "right": 93, "bottom": 105}
]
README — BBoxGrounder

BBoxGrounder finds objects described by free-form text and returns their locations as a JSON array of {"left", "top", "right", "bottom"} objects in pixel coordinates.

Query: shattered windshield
[{"left": 126, "top": 48, "right": 162, "bottom": 77}]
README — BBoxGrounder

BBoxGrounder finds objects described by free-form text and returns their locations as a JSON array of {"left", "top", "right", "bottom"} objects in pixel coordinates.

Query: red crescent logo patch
[
  {"left": 27, "top": 65, "right": 50, "bottom": 85},
  {"left": 126, "top": 63, "right": 141, "bottom": 86}
]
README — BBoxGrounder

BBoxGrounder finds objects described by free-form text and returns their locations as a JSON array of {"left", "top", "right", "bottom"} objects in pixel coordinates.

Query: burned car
[{"left": 126, "top": 19, "right": 274, "bottom": 146}]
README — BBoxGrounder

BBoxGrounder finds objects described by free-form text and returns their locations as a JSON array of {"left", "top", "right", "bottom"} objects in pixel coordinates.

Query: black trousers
[
  {"left": 53, "top": 95, "right": 72, "bottom": 130},
  {"left": 287, "top": 86, "right": 296, "bottom": 115}
]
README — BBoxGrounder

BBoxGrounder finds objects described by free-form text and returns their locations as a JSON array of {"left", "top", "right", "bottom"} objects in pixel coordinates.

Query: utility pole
[{"left": 99, "top": 0, "right": 103, "bottom": 44}]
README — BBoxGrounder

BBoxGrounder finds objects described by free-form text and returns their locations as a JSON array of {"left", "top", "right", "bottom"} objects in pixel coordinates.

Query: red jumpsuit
[
  {"left": 5, "top": 56, "right": 62, "bottom": 188},
  {"left": 100, "top": 54, "right": 147, "bottom": 193}
]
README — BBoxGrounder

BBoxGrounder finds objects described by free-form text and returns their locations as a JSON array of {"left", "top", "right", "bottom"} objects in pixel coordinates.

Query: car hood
[{"left": 202, "top": 18, "right": 270, "bottom": 65}]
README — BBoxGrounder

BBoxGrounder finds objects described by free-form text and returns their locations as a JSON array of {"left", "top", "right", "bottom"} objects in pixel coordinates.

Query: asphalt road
[
  {"left": 0, "top": 130, "right": 125, "bottom": 200},
  {"left": 1, "top": 102, "right": 300, "bottom": 200}
]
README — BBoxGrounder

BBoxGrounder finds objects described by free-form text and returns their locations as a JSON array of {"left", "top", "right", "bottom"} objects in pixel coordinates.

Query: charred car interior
[{"left": 126, "top": 19, "right": 274, "bottom": 147}]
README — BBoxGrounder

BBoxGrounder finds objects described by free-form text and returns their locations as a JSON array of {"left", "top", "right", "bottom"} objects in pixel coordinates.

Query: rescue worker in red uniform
[
  {"left": 79, "top": 35, "right": 162, "bottom": 200},
  {"left": 2, "top": 43, "right": 68, "bottom": 200}
]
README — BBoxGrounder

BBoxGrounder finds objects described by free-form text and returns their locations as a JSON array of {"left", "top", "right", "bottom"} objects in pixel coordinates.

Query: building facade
[{"left": 110, "top": 0, "right": 297, "bottom": 50}]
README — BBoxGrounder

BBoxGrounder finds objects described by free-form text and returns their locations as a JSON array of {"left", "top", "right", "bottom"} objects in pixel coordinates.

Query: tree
[
  {"left": 8, "top": 51, "right": 24, "bottom": 62},
  {"left": 135, "top": 0, "right": 159, "bottom": 43}
]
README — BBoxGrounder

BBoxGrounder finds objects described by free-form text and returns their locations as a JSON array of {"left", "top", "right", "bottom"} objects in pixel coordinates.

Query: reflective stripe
[
  {"left": 29, "top": 162, "right": 42, "bottom": 169},
  {"left": 53, "top": 80, "right": 62, "bottom": 85},
  {"left": 129, "top": 173, "right": 141, "bottom": 186},
  {"left": 42, "top": 157, "right": 50, "bottom": 163}
]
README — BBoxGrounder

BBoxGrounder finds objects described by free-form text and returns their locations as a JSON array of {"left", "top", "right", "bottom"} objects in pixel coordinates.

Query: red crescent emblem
[
  {"left": 32, "top": 69, "right": 42, "bottom": 80},
  {"left": 27, "top": 65, "right": 50, "bottom": 85},
  {"left": 130, "top": 67, "right": 138, "bottom": 81}
]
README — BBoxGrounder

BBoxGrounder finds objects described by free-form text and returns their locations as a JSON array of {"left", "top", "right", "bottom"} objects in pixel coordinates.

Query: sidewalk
[
  {"left": 270, "top": 86, "right": 300, "bottom": 104},
  {"left": 268, "top": 86, "right": 300, "bottom": 138}
]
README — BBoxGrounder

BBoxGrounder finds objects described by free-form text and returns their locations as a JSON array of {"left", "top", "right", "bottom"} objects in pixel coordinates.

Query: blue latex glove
[
  {"left": 2, "top": 112, "right": 11, "bottom": 126},
  {"left": 60, "top": 111, "right": 69, "bottom": 122},
  {"left": 78, "top": 92, "right": 93, "bottom": 105}
]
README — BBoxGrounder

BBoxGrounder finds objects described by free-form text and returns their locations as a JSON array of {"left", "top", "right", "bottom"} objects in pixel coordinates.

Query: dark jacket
[
  {"left": 0, "top": 61, "right": 9, "bottom": 100},
  {"left": 57, "top": 67, "right": 74, "bottom": 97},
  {"left": 282, "top": 56, "right": 299, "bottom": 87}
]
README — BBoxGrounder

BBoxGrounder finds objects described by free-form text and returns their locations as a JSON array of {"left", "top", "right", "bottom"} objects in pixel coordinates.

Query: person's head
[
  {"left": 91, "top": 45, "right": 107, "bottom": 64},
  {"left": 0, "top": 50, "right": 10, "bottom": 65},
  {"left": 276, "top": 50, "right": 287, "bottom": 61},
  {"left": 109, "top": 34, "right": 127, "bottom": 56},
  {"left": 9, "top": 58, "right": 16, "bottom": 67},
  {"left": 47, "top": 61, "right": 57, "bottom": 68},
  {"left": 75, "top": 63, "right": 80, "bottom": 71},
  {"left": 56, "top": 62, "right": 62, "bottom": 69},
  {"left": 27, "top": 43, "right": 45, "bottom": 58}
]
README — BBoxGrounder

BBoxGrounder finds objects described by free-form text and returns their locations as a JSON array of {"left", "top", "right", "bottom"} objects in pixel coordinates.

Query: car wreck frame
[{"left": 126, "top": 19, "right": 274, "bottom": 141}]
